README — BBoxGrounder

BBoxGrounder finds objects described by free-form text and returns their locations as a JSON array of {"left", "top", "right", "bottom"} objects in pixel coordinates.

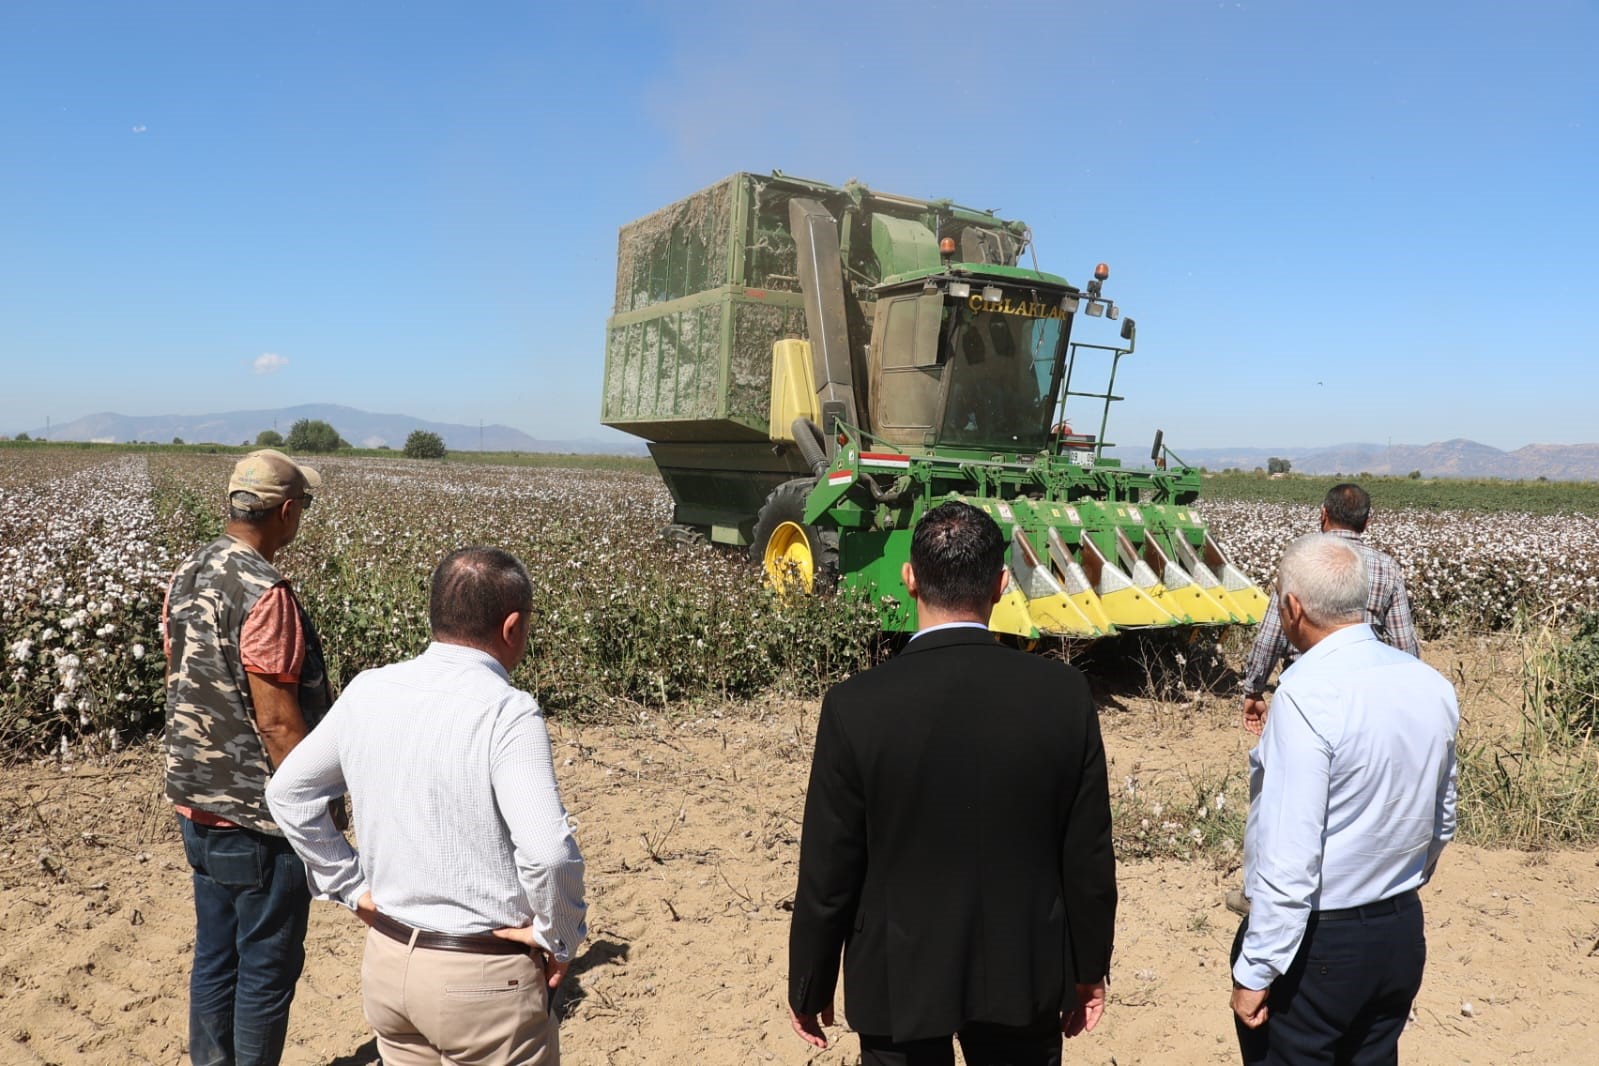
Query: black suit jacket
[{"left": 787, "top": 626, "right": 1116, "bottom": 1043}]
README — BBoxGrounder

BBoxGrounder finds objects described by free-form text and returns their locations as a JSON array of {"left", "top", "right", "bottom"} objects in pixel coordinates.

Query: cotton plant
[
  {"left": 7, "top": 450, "right": 1596, "bottom": 756},
  {"left": 1199, "top": 500, "right": 1599, "bottom": 636},
  {"left": 0, "top": 455, "right": 173, "bottom": 755}
]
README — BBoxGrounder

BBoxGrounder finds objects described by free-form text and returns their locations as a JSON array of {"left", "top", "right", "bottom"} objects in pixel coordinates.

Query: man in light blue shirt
[{"left": 1230, "top": 533, "right": 1458, "bottom": 1065}]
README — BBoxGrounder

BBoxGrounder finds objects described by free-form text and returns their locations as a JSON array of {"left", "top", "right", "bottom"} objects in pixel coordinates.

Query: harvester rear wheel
[{"left": 752, "top": 479, "right": 839, "bottom": 594}]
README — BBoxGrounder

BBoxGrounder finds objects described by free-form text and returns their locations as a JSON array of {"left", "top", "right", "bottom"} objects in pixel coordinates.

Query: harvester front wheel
[{"left": 752, "top": 479, "right": 839, "bottom": 594}]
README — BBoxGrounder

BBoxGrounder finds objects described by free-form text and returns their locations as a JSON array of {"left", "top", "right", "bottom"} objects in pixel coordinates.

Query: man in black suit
[{"left": 787, "top": 501, "right": 1117, "bottom": 1066}]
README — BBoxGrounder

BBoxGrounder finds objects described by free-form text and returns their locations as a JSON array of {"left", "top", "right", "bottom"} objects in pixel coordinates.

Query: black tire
[{"left": 750, "top": 479, "right": 839, "bottom": 593}]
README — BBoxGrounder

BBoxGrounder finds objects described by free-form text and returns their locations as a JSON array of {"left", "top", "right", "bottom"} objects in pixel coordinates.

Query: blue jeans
[{"left": 180, "top": 816, "right": 311, "bottom": 1066}]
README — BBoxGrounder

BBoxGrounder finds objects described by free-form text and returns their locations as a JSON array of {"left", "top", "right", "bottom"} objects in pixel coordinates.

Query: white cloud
[
  {"left": 253, "top": 352, "right": 288, "bottom": 375},
  {"left": 131, "top": 125, "right": 147, "bottom": 134}
]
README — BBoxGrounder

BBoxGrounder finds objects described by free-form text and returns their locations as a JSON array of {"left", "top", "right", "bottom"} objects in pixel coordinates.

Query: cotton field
[
  {"left": 2, "top": 449, "right": 1595, "bottom": 755},
  {"left": 1198, "top": 499, "right": 1599, "bottom": 633},
  {"left": 1, "top": 453, "right": 172, "bottom": 753}
]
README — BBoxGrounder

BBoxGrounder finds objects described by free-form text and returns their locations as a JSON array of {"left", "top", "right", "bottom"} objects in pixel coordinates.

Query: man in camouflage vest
[{"left": 164, "top": 449, "right": 332, "bottom": 1066}]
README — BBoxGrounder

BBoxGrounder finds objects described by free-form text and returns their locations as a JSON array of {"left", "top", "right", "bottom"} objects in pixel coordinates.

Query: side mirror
[{"left": 1120, "top": 317, "right": 1136, "bottom": 342}]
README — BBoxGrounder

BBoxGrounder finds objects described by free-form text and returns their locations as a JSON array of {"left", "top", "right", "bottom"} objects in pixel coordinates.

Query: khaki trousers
[{"left": 361, "top": 926, "right": 558, "bottom": 1066}]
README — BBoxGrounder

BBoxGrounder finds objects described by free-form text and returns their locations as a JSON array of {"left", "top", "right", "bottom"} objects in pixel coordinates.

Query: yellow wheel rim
[{"left": 763, "top": 521, "right": 815, "bottom": 593}]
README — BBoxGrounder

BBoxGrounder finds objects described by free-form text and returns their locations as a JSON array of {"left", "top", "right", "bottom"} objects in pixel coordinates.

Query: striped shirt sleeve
[{"left": 1241, "top": 586, "right": 1288, "bottom": 697}]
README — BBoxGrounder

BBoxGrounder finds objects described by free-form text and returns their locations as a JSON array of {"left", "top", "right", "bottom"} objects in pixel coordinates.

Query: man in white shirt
[
  {"left": 1230, "top": 533, "right": 1458, "bottom": 1065},
  {"left": 267, "top": 547, "right": 585, "bottom": 1066}
]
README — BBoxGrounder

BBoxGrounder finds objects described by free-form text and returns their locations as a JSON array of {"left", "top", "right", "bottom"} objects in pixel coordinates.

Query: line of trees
[{"left": 10, "top": 419, "right": 453, "bottom": 456}]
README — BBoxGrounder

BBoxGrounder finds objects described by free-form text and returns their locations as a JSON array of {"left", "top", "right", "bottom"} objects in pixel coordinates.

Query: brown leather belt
[{"left": 370, "top": 910, "right": 530, "bottom": 956}]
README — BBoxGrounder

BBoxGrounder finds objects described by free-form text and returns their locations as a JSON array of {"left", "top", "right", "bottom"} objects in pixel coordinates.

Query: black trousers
[
  {"left": 1231, "top": 892, "right": 1426, "bottom": 1066},
  {"left": 859, "top": 1015, "right": 1061, "bottom": 1066}
]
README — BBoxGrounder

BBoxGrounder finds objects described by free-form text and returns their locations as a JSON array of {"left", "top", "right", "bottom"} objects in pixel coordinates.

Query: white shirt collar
[
  {"left": 424, "top": 640, "right": 510, "bottom": 681},
  {"left": 910, "top": 620, "right": 991, "bottom": 641}
]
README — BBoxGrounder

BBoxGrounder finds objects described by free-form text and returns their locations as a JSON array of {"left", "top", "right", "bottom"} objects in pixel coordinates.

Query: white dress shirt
[
  {"left": 1233, "top": 624, "right": 1458, "bottom": 990},
  {"left": 265, "top": 641, "right": 587, "bottom": 961}
]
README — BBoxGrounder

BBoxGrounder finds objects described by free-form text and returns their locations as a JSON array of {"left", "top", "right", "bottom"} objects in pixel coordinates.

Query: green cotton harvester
[{"left": 600, "top": 171, "right": 1267, "bottom": 641}]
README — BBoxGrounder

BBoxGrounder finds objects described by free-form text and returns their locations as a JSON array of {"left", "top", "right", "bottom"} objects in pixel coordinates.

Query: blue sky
[{"left": 2, "top": 1, "right": 1594, "bottom": 452}]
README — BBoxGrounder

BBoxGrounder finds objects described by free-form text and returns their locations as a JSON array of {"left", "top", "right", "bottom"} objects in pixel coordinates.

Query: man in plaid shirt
[{"left": 1240, "top": 483, "right": 1420, "bottom": 737}]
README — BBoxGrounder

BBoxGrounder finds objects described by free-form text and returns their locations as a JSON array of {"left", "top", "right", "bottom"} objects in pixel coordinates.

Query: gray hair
[
  {"left": 228, "top": 491, "right": 272, "bottom": 525},
  {"left": 1277, "top": 533, "right": 1368, "bottom": 627}
]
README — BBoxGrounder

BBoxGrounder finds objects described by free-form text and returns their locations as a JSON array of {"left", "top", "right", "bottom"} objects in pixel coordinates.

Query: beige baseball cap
[{"left": 227, "top": 449, "right": 323, "bottom": 511}]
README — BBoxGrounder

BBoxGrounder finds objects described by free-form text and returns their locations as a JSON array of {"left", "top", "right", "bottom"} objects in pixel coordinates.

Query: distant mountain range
[
  {"left": 1147, "top": 439, "right": 1599, "bottom": 481},
  {"left": 20, "top": 404, "right": 648, "bottom": 456},
  {"left": 15, "top": 408, "right": 1596, "bottom": 479}
]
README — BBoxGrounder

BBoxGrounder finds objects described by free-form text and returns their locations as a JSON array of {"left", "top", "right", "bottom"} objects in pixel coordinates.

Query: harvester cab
[
  {"left": 867, "top": 269, "right": 1074, "bottom": 455},
  {"left": 600, "top": 171, "right": 1269, "bottom": 641}
]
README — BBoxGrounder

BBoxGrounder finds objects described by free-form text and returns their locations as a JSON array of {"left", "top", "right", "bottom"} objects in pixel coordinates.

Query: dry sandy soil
[{"left": 2, "top": 637, "right": 1595, "bottom": 1065}]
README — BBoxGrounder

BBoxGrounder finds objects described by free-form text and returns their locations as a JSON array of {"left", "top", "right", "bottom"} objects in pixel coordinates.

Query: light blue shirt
[
  {"left": 1233, "top": 624, "right": 1458, "bottom": 990},
  {"left": 266, "top": 642, "right": 587, "bottom": 961}
]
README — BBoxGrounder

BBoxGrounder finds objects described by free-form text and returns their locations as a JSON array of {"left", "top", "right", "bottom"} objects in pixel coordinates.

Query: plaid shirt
[{"left": 1241, "top": 528, "right": 1420, "bottom": 696}]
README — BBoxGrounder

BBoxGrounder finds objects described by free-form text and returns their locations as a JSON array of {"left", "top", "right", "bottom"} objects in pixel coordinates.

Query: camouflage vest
[{"left": 164, "top": 535, "right": 332, "bottom": 834}]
